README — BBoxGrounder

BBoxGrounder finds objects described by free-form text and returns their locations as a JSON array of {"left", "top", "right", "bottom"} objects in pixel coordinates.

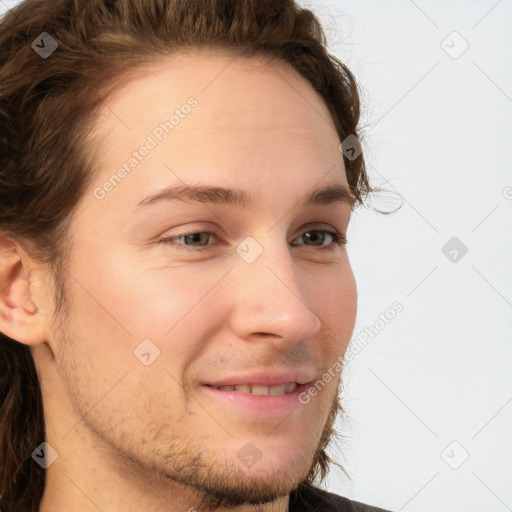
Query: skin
[{"left": 0, "top": 49, "right": 357, "bottom": 512}]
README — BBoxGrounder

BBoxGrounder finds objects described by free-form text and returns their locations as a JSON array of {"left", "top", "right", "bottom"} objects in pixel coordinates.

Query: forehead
[
  {"left": 81, "top": 49, "right": 349, "bottom": 219},
  {"left": 89, "top": 48, "right": 342, "bottom": 167}
]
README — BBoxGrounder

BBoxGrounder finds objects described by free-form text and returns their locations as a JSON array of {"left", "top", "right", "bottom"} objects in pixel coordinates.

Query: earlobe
[{"left": 0, "top": 235, "right": 48, "bottom": 346}]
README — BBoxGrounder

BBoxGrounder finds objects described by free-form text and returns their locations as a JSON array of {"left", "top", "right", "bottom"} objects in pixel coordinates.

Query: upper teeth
[{"left": 214, "top": 383, "right": 297, "bottom": 395}]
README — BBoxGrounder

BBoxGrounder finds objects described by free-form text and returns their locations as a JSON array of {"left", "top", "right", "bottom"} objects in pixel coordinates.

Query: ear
[{"left": 0, "top": 232, "right": 49, "bottom": 346}]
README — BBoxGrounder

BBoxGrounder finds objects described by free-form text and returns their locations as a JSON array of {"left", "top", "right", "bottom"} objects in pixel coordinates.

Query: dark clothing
[{"left": 288, "top": 484, "right": 393, "bottom": 512}]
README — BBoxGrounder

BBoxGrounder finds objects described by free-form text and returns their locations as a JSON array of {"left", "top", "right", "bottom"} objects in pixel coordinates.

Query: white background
[{"left": 1, "top": 1, "right": 511, "bottom": 511}]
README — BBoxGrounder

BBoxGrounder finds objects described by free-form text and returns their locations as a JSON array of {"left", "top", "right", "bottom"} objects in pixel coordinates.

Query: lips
[
  {"left": 202, "top": 367, "right": 316, "bottom": 388},
  {"left": 199, "top": 382, "right": 309, "bottom": 417}
]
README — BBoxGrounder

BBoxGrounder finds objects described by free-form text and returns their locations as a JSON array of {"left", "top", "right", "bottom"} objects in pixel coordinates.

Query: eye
[
  {"left": 159, "top": 229, "right": 219, "bottom": 250},
  {"left": 292, "top": 230, "right": 347, "bottom": 249},
  {"left": 159, "top": 228, "right": 347, "bottom": 251}
]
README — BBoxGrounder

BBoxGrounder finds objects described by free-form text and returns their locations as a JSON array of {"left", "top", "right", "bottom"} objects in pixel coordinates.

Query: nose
[{"left": 227, "top": 238, "right": 323, "bottom": 347}]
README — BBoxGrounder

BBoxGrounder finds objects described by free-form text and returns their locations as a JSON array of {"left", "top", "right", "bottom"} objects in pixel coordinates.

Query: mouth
[
  {"left": 200, "top": 382, "right": 311, "bottom": 417},
  {"left": 203, "top": 382, "right": 299, "bottom": 396}
]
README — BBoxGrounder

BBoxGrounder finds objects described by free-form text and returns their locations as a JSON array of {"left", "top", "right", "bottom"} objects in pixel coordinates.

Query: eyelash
[{"left": 159, "top": 229, "right": 347, "bottom": 252}]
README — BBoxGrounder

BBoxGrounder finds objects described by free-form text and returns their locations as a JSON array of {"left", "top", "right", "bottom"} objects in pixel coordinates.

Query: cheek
[
  {"left": 54, "top": 254, "right": 208, "bottom": 433},
  {"left": 337, "top": 267, "right": 357, "bottom": 329},
  {"left": 314, "top": 262, "right": 357, "bottom": 338},
  {"left": 69, "top": 240, "right": 220, "bottom": 340},
  {"left": 116, "top": 261, "right": 228, "bottom": 345}
]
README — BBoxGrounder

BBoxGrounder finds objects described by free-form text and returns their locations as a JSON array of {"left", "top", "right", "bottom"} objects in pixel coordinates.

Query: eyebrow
[{"left": 135, "top": 181, "right": 356, "bottom": 211}]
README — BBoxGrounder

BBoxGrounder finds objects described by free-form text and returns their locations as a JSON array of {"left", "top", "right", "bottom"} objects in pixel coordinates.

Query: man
[{"left": 0, "top": 0, "right": 392, "bottom": 511}]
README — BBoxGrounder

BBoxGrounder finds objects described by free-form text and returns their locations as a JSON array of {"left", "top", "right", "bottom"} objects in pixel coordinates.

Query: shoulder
[{"left": 288, "top": 483, "right": 394, "bottom": 512}]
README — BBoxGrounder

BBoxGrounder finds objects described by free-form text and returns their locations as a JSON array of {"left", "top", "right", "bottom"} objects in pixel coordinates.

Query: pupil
[
  {"left": 306, "top": 231, "right": 322, "bottom": 245},
  {"left": 188, "top": 233, "right": 207, "bottom": 245}
]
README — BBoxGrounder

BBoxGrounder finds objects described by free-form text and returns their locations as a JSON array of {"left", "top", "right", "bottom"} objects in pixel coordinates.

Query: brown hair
[{"left": 0, "top": 0, "right": 387, "bottom": 510}]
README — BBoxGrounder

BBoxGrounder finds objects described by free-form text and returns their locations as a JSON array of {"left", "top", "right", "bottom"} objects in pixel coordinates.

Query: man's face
[{"left": 37, "top": 50, "right": 357, "bottom": 509}]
